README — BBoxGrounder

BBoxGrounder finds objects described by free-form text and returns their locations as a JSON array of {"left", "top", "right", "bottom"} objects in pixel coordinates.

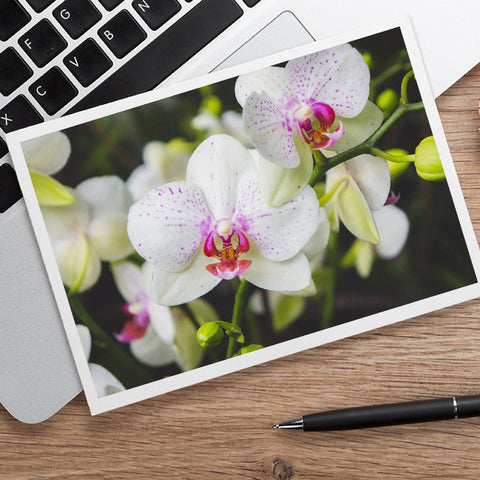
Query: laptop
[{"left": 1, "top": 0, "right": 479, "bottom": 423}]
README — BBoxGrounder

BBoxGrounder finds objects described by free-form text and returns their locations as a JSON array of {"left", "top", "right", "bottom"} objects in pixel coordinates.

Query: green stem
[
  {"left": 370, "top": 148, "right": 415, "bottom": 163},
  {"left": 321, "top": 231, "right": 338, "bottom": 329},
  {"left": 69, "top": 295, "right": 155, "bottom": 385},
  {"left": 400, "top": 71, "right": 415, "bottom": 104},
  {"left": 370, "top": 62, "right": 412, "bottom": 97},
  {"left": 227, "top": 279, "right": 252, "bottom": 358}
]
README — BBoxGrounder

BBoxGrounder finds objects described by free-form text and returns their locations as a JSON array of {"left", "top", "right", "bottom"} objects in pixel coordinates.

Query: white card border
[{"left": 6, "top": 17, "right": 480, "bottom": 415}]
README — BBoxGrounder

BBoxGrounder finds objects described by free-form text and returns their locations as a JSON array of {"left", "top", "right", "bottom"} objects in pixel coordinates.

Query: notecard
[{"left": 6, "top": 18, "right": 480, "bottom": 414}]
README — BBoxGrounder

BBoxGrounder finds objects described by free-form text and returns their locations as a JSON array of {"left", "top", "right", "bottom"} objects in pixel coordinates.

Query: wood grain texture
[{"left": 2, "top": 66, "right": 480, "bottom": 480}]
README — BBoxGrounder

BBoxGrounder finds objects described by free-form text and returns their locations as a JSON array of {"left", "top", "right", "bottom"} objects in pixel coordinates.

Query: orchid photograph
[{"left": 18, "top": 27, "right": 477, "bottom": 400}]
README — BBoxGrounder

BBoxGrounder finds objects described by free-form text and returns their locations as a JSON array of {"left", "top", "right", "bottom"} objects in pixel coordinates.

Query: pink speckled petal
[
  {"left": 233, "top": 173, "right": 320, "bottom": 261},
  {"left": 127, "top": 181, "right": 212, "bottom": 272},
  {"left": 243, "top": 91, "right": 300, "bottom": 168},
  {"left": 285, "top": 44, "right": 370, "bottom": 118},
  {"left": 186, "top": 134, "right": 256, "bottom": 219},
  {"left": 151, "top": 254, "right": 222, "bottom": 306},
  {"left": 235, "top": 66, "right": 298, "bottom": 109}
]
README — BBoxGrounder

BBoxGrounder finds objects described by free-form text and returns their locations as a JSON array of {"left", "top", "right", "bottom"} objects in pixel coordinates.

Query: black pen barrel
[{"left": 302, "top": 396, "right": 480, "bottom": 431}]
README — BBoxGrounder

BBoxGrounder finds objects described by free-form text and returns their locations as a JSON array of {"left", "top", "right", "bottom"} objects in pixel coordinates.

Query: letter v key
[{"left": 63, "top": 39, "right": 112, "bottom": 87}]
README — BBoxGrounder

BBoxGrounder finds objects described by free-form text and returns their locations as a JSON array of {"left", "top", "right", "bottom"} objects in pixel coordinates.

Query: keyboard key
[
  {"left": 26, "top": 0, "right": 55, "bottom": 12},
  {"left": 53, "top": 0, "right": 101, "bottom": 39},
  {"left": 98, "top": 0, "right": 123, "bottom": 11},
  {"left": 29, "top": 67, "right": 78, "bottom": 115},
  {"left": 19, "top": 20, "right": 67, "bottom": 68},
  {"left": 0, "top": 48, "right": 33, "bottom": 96},
  {"left": 0, "top": 0, "right": 31, "bottom": 41},
  {"left": 243, "top": 0, "right": 261, "bottom": 6},
  {"left": 0, "top": 96, "right": 42, "bottom": 133},
  {"left": 98, "top": 10, "right": 146, "bottom": 58},
  {"left": 70, "top": 0, "right": 243, "bottom": 112},
  {"left": 133, "top": 0, "right": 181, "bottom": 30},
  {"left": 0, "top": 138, "right": 8, "bottom": 158},
  {"left": 0, "top": 164, "right": 22, "bottom": 213},
  {"left": 64, "top": 38, "right": 112, "bottom": 86}
]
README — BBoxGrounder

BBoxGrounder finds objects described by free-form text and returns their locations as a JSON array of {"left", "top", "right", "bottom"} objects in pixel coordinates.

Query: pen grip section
[
  {"left": 303, "top": 398, "right": 455, "bottom": 431},
  {"left": 456, "top": 395, "right": 480, "bottom": 418}
]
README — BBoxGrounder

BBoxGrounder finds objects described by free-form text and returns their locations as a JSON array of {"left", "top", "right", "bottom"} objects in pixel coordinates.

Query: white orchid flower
[
  {"left": 77, "top": 325, "right": 125, "bottom": 398},
  {"left": 22, "top": 131, "right": 73, "bottom": 206},
  {"left": 127, "top": 140, "right": 191, "bottom": 201},
  {"left": 325, "top": 154, "right": 390, "bottom": 243},
  {"left": 344, "top": 204, "right": 410, "bottom": 278},
  {"left": 235, "top": 44, "right": 383, "bottom": 169},
  {"left": 127, "top": 134, "right": 320, "bottom": 306},
  {"left": 42, "top": 176, "right": 134, "bottom": 293}
]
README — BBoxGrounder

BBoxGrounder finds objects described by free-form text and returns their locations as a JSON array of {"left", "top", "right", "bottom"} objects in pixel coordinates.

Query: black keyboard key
[
  {"left": 70, "top": 0, "right": 243, "bottom": 113},
  {"left": 0, "top": 48, "right": 33, "bottom": 96},
  {"left": 0, "top": 164, "right": 22, "bottom": 213},
  {"left": 0, "top": 138, "right": 8, "bottom": 158},
  {"left": 64, "top": 38, "right": 112, "bottom": 87},
  {"left": 29, "top": 67, "right": 78, "bottom": 115},
  {"left": 0, "top": 0, "right": 31, "bottom": 41},
  {"left": 98, "top": 0, "right": 122, "bottom": 11},
  {"left": 0, "top": 96, "right": 42, "bottom": 133},
  {"left": 243, "top": 0, "right": 261, "bottom": 6},
  {"left": 26, "top": 0, "right": 55, "bottom": 12},
  {"left": 99, "top": 10, "right": 146, "bottom": 58},
  {"left": 53, "top": 0, "right": 101, "bottom": 39},
  {"left": 133, "top": 0, "right": 181, "bottom": 30},
  {"left": 19, "top": 20, "right": 67, "bottom": 68}
]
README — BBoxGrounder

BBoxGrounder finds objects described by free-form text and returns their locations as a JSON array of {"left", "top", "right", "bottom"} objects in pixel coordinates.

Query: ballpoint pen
[{"left": 273, "top": 395, "right": 480, "bottom": 431}]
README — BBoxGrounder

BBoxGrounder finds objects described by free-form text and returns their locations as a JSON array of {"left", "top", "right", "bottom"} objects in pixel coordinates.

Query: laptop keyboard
[{"left": 0, "top": 0, "right": 261, "bottom": 140}]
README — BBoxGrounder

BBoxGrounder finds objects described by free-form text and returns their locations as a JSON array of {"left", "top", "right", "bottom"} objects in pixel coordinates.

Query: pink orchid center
[
  {"left": 203, "top": 219, "right": 252, "bottom": 280},
  {"left": 116, "top": 295, "right": 150, "bottom": 343},
  {"left": 294, "top": 102, "right": 345, "bottom": 150}
]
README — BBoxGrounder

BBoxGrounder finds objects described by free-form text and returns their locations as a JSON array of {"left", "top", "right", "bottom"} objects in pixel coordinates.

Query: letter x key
[{"left": 0, "top": 96, "right": 43, "bottom": 134}]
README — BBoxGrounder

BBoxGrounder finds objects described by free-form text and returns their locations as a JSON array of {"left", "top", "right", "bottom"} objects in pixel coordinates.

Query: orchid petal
[
  {"left": 151, "top": 251, "right": 222, "bottom": 306},
  {"left": 22, "top": 132, "right": 71, "bottom": 175},
  {"left": 128, "top": 181, "right": 212, "bottom": 272},
  {"left": 147, "top": 299, "right": 175, "bottom": 343},
  {"left": 242, "top": 244, "right": 311, "bottom": 292},
  {"left": 302, "top": 207, "right": 330, "bottom": 264},
  {"left": 235, "top": 66, "right": 297, "bottom": 109},
  {"left": 130, "top": 324, "right": 177, "bottom": 367},
  {"left": 76, "top": 176, "right": 133, "bottom": 261},
  {"left": 327, "top": 102, "right": 383, "bottom": 153},
  {"left": 115, "top": 318, "right": 147, "bottom": 343},
  {"left": 252, "top": 134, "right": 313, "bottom": 207},
  {"left": 111, "top": 261, "right": 143, "bottom": 303},
  {"left": 77, "top": 325, "right": 92, "bottom": 359},
  {"left": 243, "top": 92, "right": 300, "bottom": 168},
  {"left": 234, "top": 173, "right": 319, "bottom": 261},
  {"left": 324, "top": 163, "right": 348, "bottom": 231},
  {"left": 337, "top": 178, "right": 380, "bottom": 244},
  {"left": 373, "top": 205, "right": 409, "bottom": 258},
  {"left": 126, "top": 164, "right": 161, "bottom": 202},
  {"left": 143, "top": 140, "right": 190, "bottom": 181},
  {"left": 171, "top": 308, "right": 204, "bottom": 371},
  {"left": 285, "top": 44, "right": 370, "bottom": 118},
  {"left": 186, "top": 134, "right": 256, "bottom": 219},
  {"left": 89, "top": 363, "right": 125, "bottom": 397},
  {"left": 346, "top": 155, "right": 390, "bottom": 211}
]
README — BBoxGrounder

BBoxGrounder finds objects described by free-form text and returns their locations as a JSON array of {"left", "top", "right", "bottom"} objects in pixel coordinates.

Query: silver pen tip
[{"left": 272, "top": 424, "right": 280, "bottom": 429}]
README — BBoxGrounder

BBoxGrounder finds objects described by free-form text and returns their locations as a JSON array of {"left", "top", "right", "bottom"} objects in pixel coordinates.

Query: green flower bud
[
  {"left": 414, "top": 136, "right": 445, "bottom": 181},
  {"left": 235, "top": 344, "right": 263, "bottom": 356},
  {"left": 385, "top": 148, "right": 410, "bottom": 179},
  {"left": 362, "top": 52, "right": 373, "bottom": 69},
  {"left": 196, "top": 322, "right": 224, "bottom": 349},
  {"left": 376, "top": 89, "right": 398, "bottom": 113}
]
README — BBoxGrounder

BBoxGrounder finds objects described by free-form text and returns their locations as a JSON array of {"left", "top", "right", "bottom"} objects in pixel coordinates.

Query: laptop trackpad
[{"left": 213, "top": 11, "right": 314, "bottom": 72}]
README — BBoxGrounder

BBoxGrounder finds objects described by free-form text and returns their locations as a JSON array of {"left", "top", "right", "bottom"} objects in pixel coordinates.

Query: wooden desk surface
[{"left": 1, "top": 66, "right": 480, "bottom": 480}]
